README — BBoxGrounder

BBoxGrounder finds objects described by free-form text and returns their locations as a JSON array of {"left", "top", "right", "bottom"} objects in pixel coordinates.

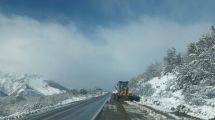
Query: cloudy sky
[{"left": 0, "top": 0, "right": 214, "bottom": 90}]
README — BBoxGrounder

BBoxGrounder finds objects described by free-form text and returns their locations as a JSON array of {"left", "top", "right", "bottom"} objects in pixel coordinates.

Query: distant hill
[
  {"left": 44, "top": 80, "right": 69, "bottom": 91},
  {"left": 0, "top": 72, "right": 68, "bottom": 96}
]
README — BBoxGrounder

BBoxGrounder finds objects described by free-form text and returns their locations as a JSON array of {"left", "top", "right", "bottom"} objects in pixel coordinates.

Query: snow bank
[
  {"left": 57, "top": 96, "right": 88, "bottom": 105},
  {"left": 148, "top": 74, "right": 176, "bottom": 97},
  {"left": 135, "top": 74, "right": 215, "bottom": 120}
]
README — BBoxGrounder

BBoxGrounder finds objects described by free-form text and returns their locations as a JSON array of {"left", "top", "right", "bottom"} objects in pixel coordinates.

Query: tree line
[{"left": 130, "top": 26, "right": 215, "bottom": 94}]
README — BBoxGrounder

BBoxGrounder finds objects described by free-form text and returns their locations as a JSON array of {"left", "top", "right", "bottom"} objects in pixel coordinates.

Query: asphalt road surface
[
  {"left": 27, "top": 93, "right": 111, "bottom": 120},
  {"left": 96, "top": 95, "right": 199, "bottom": 120},
  {"left": 95, "top": 94, "right": 130, "bottom": 120},
  {"left": 26, "top": 93, "right": 199, "bottom": 120}
]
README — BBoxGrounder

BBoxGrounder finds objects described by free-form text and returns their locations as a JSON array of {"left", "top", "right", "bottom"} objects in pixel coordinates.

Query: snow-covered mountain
[
  {"left": 129, "top": 27, "right": 215, "bottom": 119},
  {"left": 0, "top": 72, "right": 68, "bottom": 96}
]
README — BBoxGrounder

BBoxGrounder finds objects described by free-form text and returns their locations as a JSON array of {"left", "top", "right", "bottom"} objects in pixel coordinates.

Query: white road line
[{"left": 90, "top": 94, "right": 111, "bottom": 120}]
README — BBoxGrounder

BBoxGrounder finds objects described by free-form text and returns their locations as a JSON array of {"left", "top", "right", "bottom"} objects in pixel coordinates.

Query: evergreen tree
[
  {"left": 163, "top": 48, "right": 182, "bottom": 75},
  {"left": 177, "top": 26, "right": 215, "bottom": 89}
]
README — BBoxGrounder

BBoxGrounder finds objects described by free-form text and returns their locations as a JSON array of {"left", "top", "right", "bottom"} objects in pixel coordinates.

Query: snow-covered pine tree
[
  {"left": 163, "top": 47, "right": 182, "bottom": 75},
  {"left": 143, "top": 62, "right": 162, "bottom": 82},
  {"left": 177, "top": 26, "right": 215, "bottom": 90}
]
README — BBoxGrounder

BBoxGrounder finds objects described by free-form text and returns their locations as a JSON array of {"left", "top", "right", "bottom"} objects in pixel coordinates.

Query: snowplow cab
[
  {"left": 117, "top": 81, "right": 129, "bottom": 97},
  {"left": 114, "top": 81, "right": 140, "bottom": 101}
]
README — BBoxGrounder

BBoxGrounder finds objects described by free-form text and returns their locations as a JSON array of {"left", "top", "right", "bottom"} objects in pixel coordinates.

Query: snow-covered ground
[
  {"left": 133, "top": 74, "right": 215, "bottom": 120},
  {"left": 0, "top": 71, "right": 106, "bottom": 120},
  {"left": 125, "top": 101, "right": 180, "bottom": 120},
  {"left": 0, "top": 92, "right": 105, "bottom": 120}
]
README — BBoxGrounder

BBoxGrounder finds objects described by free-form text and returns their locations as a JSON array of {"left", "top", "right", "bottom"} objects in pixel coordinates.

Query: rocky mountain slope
[{"left": 0, "top": 72, "right": 68, "bottom": 96}]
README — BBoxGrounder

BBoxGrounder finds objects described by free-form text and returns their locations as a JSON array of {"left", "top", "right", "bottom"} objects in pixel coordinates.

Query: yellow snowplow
[{"left": 113, "top": 81, "right": 140, "bottom": 101}]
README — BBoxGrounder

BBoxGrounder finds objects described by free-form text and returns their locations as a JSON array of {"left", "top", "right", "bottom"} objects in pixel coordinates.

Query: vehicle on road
[{"left": 113, "top": 81, "right": 140, "bottom": 102}]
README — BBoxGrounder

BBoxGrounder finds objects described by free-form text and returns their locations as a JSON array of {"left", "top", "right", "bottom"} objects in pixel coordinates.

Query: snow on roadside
[
  {"left": 148, "top": 74, "right": 176, "bottom": 97},
  {"left": 185, "top": 105, "right": 215, "bottom": 120},
  {"left": 57, "top": 96, "right": 88, "bottom": 105},
  {"left": 125, "top": 101, "right": 180, "bottom": 120},
  {"left": 134, "top": 74, "right": 215, "bottom": 120},
  {"left": 0, "top": 93, "right": 106, "bottom": 120}
]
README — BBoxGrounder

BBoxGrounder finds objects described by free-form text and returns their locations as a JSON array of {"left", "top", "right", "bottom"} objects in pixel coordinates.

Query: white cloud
[{"left": 0, "top": 14, "right": 211, "bottom": 90}]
